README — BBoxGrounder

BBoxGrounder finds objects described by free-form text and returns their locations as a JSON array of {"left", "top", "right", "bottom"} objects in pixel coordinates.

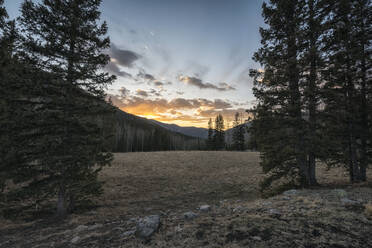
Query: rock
[
  {"left": 199, "top": 205, "right": 211, "bottom": 212},
  {"left": 135, "top": 215, "right": 160, "bottom": 240},
  {"left": 333, "top": 189, "right": 347, "bottom": 198},
  {"left": 71, "top": 236, "right": 80, "bottom": 244},
  {"left": 268, "top": 208, "right": 281, "bottom": 218},
  {"left": 341, "top": 198, "right": 359, "bottom": 205},
  {"left": 262, "top": 201, "right": 272, "bottom": 206},
  {"left": 74, "top": 225, "right": 88, "bottom": 233},
  {"left": 175, "top": 225, "right": 183, "bottom": 232},
  {"left": 283, "top": 189, "right": 298, "bottom": 196},
  {"left": 232, "top": 206, "right": 245, "bottom": 213},
  {"left": 184, "top": 211, "right": 198, "bottom": 220},
  {"left": 123, "top": 230, "right": 136, "bottom": 237},
  {"left": 252, "top": 236, "right": 262, "bottom": 241}
]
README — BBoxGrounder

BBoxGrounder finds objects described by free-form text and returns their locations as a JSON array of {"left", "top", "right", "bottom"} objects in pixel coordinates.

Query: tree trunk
[
  {"left": 358, "top": 6, "right": 368, "bottom": 182},
  {"left": 286, "top": 2, "right": 309, "bottom": 187},
  {"left": 307, "top": 0, "right": 318, "bottom": 186}
]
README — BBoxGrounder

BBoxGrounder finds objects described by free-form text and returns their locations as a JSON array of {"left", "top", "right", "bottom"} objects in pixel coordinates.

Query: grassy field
[
  {"left": 80, "top": 151, "right": 369, "bottom": 223},
  {"left": 2, "top": 151, "right": 372, "bottom": 248},
  {"left": 94, "top": 151, "right": 262, "bottom": 221}
]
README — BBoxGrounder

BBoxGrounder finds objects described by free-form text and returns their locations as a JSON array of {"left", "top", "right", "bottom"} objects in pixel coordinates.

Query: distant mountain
[
  {"left": 148, "top": 118, "right": 251, "bottom": 144},
  {"left": 148, "top": 120, "right": 209, "bottom": 139}
]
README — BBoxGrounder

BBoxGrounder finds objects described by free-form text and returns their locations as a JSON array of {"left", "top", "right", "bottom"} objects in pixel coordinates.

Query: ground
[{"left": 1, "top": 151, "right": 372, "bottom": 247}]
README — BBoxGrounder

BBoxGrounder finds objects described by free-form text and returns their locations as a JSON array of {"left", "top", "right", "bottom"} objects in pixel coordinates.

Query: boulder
[
  {"left": 70, "top": 236, "right": 80, "bottom": 244},
  {"left": 199, "top": 205, "right": 211, "bottom": 212},
  {"left": 268, "top": 208, "right": 281, "bottom": 218},
  {"left": 184, "top": 211, "right": 198, "bottom": 220},
  {"left": 135, "top": 215, "right": 160, "bottom": 240}
]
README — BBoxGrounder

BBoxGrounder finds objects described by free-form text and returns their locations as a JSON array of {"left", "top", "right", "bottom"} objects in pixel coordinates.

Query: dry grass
[
  {"left": 2, "top": 151, "right": 370, "bottom": 227},
  {"left": 92, "top": 151, "right": 262, "bottom": 221},
  {"left": 73, "top": 151, "right": 370, "bottom": 224}
]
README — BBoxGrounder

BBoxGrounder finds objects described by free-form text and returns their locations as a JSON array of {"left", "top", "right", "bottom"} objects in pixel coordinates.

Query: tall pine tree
[
  {"left": 321, "top": 0, "right": 371, "bottom": 182},
  {"left": 232, "top": 112, "right": 245, "bottom": 151},
  {"left": 213, "top": 114, "right": 225, "bottom": 150},
  {"left": 18, "top": 0, "right": 115, "bottom": 217},
  {"left": 251, "top": 0, "right": 318, "bottom": 190},
  {"left": 207, "top": 118, "right": 214, "bottom": 150}
]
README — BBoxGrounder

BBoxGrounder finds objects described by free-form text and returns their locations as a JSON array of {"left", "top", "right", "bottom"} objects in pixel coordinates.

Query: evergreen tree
[
  {"left": 251, "top": 0, "right": 316, "bottom": 190},
  {"left": 17, "top": 0, "right": 115, "bottom": 217},
  {"left": 232, "top": 112, "right": 245, "bottom": 151},
  {"left": 0, "top": 0, "right": 22, "bottom": 198},
  {"left": 213, "top": 114, "right": 225, "bottom": 150},
  {"left": 321, "top": 0, "right": 371, "bottom": 182},
  {"left": 207, "top": 118, "right": 214, "bottom": 150}
]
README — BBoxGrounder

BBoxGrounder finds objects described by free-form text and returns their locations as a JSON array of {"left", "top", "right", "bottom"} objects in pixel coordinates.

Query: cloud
[
  {"left": 218, "top": 82, "right": 236, "bottom": 91},
  {"left": 109, "top": 43, "right": 141, "bottom": 68},
  {"left": 105, "top": 62, "right": 132, "bottom": 78},
  {"left": 118, "top": 87, "right": 130, "bottom": 98},
  {"left": 137, "top": 69, "right": 156, "bottom": 81},
  {"left": 109, "top": 94, "right": 244, "bottom": 127},
  {"left": 136, "top": 89, "right": 149, "bottom": 97},
  {"left": 154, "top": 81, "right": 164, "bottom": 87},
  {"left": 178, "top": 75, "right": 236, "bottom": 91},
  {"left": 153, "top": 81, "right": 172, "bottom": 88}
]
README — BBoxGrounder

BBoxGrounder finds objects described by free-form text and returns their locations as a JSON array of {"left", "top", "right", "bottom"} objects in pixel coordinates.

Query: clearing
[{"left": 1, "top": 151, "right": 372, "bottom": 248}]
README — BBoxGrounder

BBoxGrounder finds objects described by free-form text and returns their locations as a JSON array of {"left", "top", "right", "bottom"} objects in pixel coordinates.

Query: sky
[{"left": 4, "top": 0, "right": 265, "bottom": 128}]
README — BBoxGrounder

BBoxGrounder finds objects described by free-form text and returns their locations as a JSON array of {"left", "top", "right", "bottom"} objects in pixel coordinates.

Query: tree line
[
  {"left": 207, "top": 113, "right": 246, "bottom": 151},
  {"left": 111, "top": 110, "right": 205, "bottom": 152},
  {"left": 249, "top": 0, "right": 371, "bottom": 192},
  {"left": 0, "top": 0, "right": 114, "bottom": 218}
]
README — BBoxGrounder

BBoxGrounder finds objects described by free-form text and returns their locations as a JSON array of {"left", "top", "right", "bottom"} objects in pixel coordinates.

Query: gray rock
[
  {"left": 74, "top": 225, "right": 88, "bottom": 233},
  {"left": 341, "top": 198, "right": 359, "bottom": 205},
  {"left": 123, "top": 230, "right": 136, "bottom": 237},
  {"left": 135, "top": 215, "right": 160, "bottom": 240},
  {"left": 199, "top": 205, "right": 211, "bottom": 212},
  {"left": 268, "top": 208, "right": 281, "bottom": 218},
  {"left": 184, "top": 211, "right": 198, "bottom": 220},
  {"left": 283, "top": 189, "right": 298, "bottom": 196},
  {"left": 252, "top": 236, "right": 262, "bottom": 241},
  {"left": 232, "top": 206, "right": 245, "bottom": 213},
  {"left": 71, "top": 236, "right": 80, "bottom": 244}
]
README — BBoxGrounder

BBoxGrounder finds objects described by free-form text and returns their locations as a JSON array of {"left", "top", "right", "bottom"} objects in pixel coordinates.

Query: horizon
[{"left": 5, "top": 0, "right": 264, "bottom": 128}]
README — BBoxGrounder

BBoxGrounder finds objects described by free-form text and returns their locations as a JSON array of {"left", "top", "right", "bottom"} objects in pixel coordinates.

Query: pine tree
[
  {"left": 0, "top": 0, "right": 21, "bottom": 198},
  {"left": 207, "top": 118, "right": 214, "bottom": 150},
  {"left": 213, "top": 114, "right": 225, "bottom": 150},
  {"left": 251, "top": 0, "right": 318, "bottom": 190},
  {"left": 232, "top": 112, "right": 245, "bottom": 151},
  {"left": 321, "top": 0, "right": 371, "bottom": 182},
  {"left": 17, "top": 0, "right": 115, "bottom": 217}
]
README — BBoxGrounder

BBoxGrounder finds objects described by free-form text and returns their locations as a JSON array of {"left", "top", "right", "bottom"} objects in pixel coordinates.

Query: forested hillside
[{"left": 110, "top": 109, "right": 205, "bottom": 152}]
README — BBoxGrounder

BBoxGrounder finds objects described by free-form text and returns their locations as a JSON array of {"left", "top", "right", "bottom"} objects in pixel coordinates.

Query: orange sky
[{"left": 110, "top": 94, "right": 249, "bottom": 128}]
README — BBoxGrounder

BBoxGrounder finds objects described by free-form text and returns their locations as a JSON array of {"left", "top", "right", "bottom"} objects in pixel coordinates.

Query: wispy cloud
[{"left": 178, "top": 75, "right": 236, "bottom": 91}]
